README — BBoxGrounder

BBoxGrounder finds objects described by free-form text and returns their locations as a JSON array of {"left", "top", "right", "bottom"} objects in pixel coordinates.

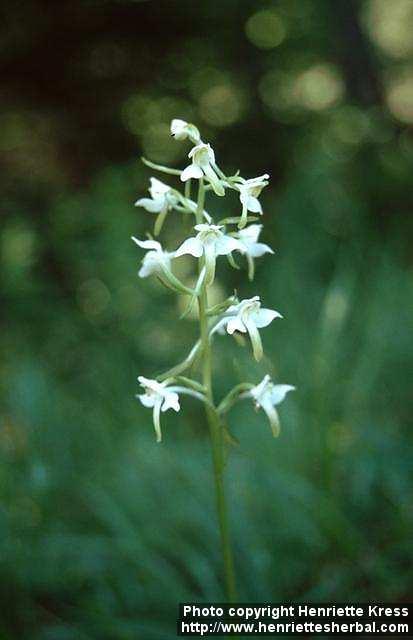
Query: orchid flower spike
[
  {"left": 181, "top": 143, "right": 225, "bottom": 197},
  {"left": 237, "top": 174, "right": 269, "bottom": 229},
  {"left": 137, "top": 376, "right": 180, "bottom": 442},
  {"left": 242, "top": 375, "right": 295, "bottom": 437},
  {"left": 214, "top": 295, "right": 282, "bottom": 361},
  {"left": 170, "top": 118, "right": 201, "bottom": 144},
  {"left": 175, "top": 223, "right": 243, "bottom": 285},
  {"left": 131, "top": 237, "right": 173, "bottom": 278},
  {"left": 135, "top": 177, "right": 177, "bottom": 214},
  {"left": 235, "top": 224, "right": 274, "bottom": 280}
]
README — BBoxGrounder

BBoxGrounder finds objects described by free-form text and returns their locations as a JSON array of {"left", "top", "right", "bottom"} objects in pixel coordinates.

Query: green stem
[
  {"left": 196, "top": 179, "right": 237, "bottom": 603},
  {"left": 158, "top": 263, "right": 195, "bottom": 296},
  {"left": 141, "top": 157, "right": 182, "bottom": 176},
  {"left": 217, "top": 382, "right": 255, "bottom": 414},
  {"left": 157, "top": 340, "right": 201, "bottom": 381}
]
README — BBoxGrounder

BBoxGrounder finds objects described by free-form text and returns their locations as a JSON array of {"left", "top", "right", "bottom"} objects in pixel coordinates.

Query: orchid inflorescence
[{"left": 133, "top": 118, "right": 294, "bottom": 443}]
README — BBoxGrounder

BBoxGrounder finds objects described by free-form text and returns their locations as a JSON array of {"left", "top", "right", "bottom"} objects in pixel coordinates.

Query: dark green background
[{"left": 1, "top": 1, "right": 412, "bottom": 638}]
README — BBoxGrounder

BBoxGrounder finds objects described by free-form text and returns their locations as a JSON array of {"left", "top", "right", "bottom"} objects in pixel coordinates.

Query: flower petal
[
  {"left": 149, "top": 177, "right": 170, "bottom": 196},
  {"left": 137, "top": 393, "right": 156, "bottom": 408},
  {"left": 138, "top": 262, "right": 153, "bottom": 278},
  {"left": 252, "top": 307, "right": 282, "bottom": 328},
  {"left": 161, "top": 392, "right": 180, "bottom": 412},
  {"left": 171, "top": 118, "right": 187, "bottom": 136},
  {"left": 239, "top": 189, "right": 249, "bottom": 205},
  {"left": 238, "top": 224, "right": 262, "bottom": 243},
  {"left": 270, "top": 384, "right": 295, "bottom": 406},
  {"left": 214, "top": 236, "right": 244, "bottom": 256},
  {"left": 135, "top": 197, "right": 165, "bottom": 213},
  {"left": 247, "top": 242, "right": 274, "bottom": 258},
  {"left": 181, "top": 164, "right": 203, "bottom": 182},
  {"left": 226, "top": 317, "right": 247, "bottom": 335},
  {"left": 246, "top": 196, "right": 262, "bottom": 214},
  {"left": 250, "top": 375, "right": 271, "bottom": 401},
  {"left": 209, "top": 318, "right": 227, "bottom": 336},
  {"left": 175, "top": 236, "right": 204, "bottom": 258},
  {"left": 131, "top": 237, "right": 162, "bottom": 251}
]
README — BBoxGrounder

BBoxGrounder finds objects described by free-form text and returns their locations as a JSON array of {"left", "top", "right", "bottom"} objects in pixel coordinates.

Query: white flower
[
  {"left": 175, "top": 224, "right": 242, "bottom": 258},
  {"left": 171, "top": 118, "right": 201, "bottom": 143},
  {"left": 175, "top": 223, "right": 243, "bottom": 285},
  {"left": 236, "top": 224, "right": 273, "bottom": 257},
  {"left": 131, "top": 237, "right": 173, "bottom": 278},
  {"left": 180, "top": 143, "right": 225, "bottom": 197},
  {"left": 235, "top": 224, "right": 274, "bottom": 280},
  {"left": 244, "top": 375, "right": 295, "bottom": 437},
  {"left": 214, "top": 295, "right": 282, "bottom": 361},
  {"left": 137, "top": 376, "right": 180, "bottom": 442},
  {"left": 135, "top": 177, "right": 177, "bottom": 214},
  {"left": 237, "top": 174, "right": 269, "bottom": 228}
]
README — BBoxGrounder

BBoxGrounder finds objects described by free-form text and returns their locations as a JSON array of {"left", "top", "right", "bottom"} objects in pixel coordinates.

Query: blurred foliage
[{"left": 1, "top": 0, "right": 413, "bottom": 638}]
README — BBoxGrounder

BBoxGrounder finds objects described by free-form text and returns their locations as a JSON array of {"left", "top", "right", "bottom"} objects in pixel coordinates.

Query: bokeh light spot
[
  {"left": 121, "top": 95, "right": 191, "bottom": 162},
  {"left": 329, "top": 106, "right": 372, "bottom": 145},
  {"left": 245, "top": 9, "right": 286, "bottom": 50},
  {"left": 294, "top": 64, "right": 344, "bottom": 111},
  {"left": 259, "top": 64, "right": 344, "bottom": 116},
  {"left": 386, "top": 71, "right": 413, "bottom": 124},
  {"left": 2, "top": 224, "right": 37, "bottom": 269},
  {"left": 188, "top": 66, "right": 230, "bottom": 100},
  {"left": 363, "top": 0, "right": 413, "bottom": 59},
  {"left": 199, "top": 84, "right": 245, "bottom": 127},
  {"left": 121, "top": 95, "right": 160, "bottom": 135},
  {"left": 142, "top": 123, "right": 182, "bottom": 163},
  {"left": 77, "top": 278, "right": 111, "bottom": 319}
]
